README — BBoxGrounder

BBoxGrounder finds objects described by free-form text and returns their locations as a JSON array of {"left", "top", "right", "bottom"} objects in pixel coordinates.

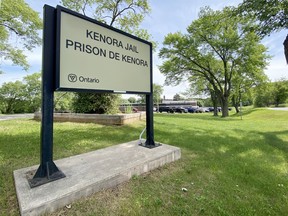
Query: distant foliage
[
  {"left": 173, "top": 93, "right": 183, "bottom": 101},
  {"left": 0, "top": 73, "right": 41, "bottom": 113},
  {"left": 128, "top": 97, "right": 136, "bottom": 104},
  {"left": 253, "top": 83, "right": 273, "bottom": 107},
  {"left": 0, "top": 73, "right": 78, "bottom": 114},
  {"left": 253, "top": 78, "right": 288, "bottom": 107},
  {"left": 271, "top": 78, "right": 288, "bottom": 106}
]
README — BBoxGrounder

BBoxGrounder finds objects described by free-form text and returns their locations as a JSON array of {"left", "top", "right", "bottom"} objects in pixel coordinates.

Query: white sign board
[{"left": 56, "top": 7, "right": 152, "bottom": 93}]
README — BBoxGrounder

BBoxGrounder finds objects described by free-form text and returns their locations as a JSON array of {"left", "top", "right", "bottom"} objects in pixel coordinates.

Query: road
[
  {"left": 268, "top": 107, "right": 288, "bottom": 111},
  {"left": 0, "top": 113, "right": 34, "bottom": 121}
]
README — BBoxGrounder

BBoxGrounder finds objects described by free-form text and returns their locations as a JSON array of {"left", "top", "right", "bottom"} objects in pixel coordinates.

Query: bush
[{"left": 72, "top": 93, "right": 120, "bottom": 114}]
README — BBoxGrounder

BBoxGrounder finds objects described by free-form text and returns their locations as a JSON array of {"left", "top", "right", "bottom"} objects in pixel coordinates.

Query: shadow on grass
[
  {"left": 154, "top": 113, "right": 242, "bottom": 122},
  {"left": 0, "top": 119, "right": 146, "bottom": 215},
  {"left": 0, "top": 122, "right": 145, "bottom": 168},
  {"left": 261, "top": 130, "right": 288, "bottom": 156},
  {"left": 1, "top": 116, "right": 288, "bottom": 215},
  {"left": 230, "top": 109, "right": 258, "bottom": 118}
]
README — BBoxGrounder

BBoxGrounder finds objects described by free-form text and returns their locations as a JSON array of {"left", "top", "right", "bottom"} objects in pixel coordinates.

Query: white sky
[{"left": 1, "top": 0, "right": 287, "bottom": 99}]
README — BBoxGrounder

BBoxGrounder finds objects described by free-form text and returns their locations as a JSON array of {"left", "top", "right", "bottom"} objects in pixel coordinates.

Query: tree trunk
[
  {"left": 234, "top": 105, "right": 239, "bottom": 113},
  {"left": 220, "top": 96, "right": 229, "bottom": 117},
  {"left": 213, "top": 105, "right": 218, "bottom": 116},
  {"left": 231, "top": 95, "right": 240, "bottom": 113}
]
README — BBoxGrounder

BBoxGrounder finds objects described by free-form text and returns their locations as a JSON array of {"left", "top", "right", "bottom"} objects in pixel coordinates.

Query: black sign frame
[{"left": 55, "top": 6, "right": 152, "bottom": 94}]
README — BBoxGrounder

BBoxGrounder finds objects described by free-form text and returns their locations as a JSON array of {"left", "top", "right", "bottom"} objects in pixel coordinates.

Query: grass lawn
[{"left": 0, "top": 108, "right": 288, "bottom": 215}]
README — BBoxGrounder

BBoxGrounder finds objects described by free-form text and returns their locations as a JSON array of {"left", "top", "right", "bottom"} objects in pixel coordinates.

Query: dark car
[
  {"left": 208, "top": 107, "right": 232, "bottom": 112},
  {"left": 187, "top": 107, "right": 197, "bottom": 113},
  {"left": 208, "top": 107, "right": 222, "bottom": 112},
  {"left": 159, "top": 106, "right": 175, "bottom": 113},
  {"left": 208, "top": 107, "right": 214, "bottom": 112},
  {"left": 174, "top": 107, "right": 188, "bottom": 113}
]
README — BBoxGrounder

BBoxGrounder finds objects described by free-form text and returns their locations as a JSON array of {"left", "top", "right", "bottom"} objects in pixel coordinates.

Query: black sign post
[
  {"left": 28, "top": 5, "right": 65, "bottom": 188},
  {"left": 29, "top": 5, "right": 157, "bottom": 188},
  {"left": 142, "top": 94, "right": 156, "bottom": 148}
]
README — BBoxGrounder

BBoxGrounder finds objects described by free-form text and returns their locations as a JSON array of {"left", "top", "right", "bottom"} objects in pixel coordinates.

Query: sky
[{"left": 1, "top": 0, "right": 287, "bottom": 99}]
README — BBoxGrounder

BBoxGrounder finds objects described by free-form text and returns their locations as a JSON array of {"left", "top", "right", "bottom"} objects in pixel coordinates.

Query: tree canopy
[
  {"left": 159, "top": 7, "right": 270, "bottom": 117},
  {"left": 0, "top": 0, "right": 42, "bottom": 72},
  {"left": 61, "top": 0, "right": 152, "bottom": 41},
  {"left": 237, "top": 0, "right": 288, "bottom": 37},
  {"left": 237, "top": 0, "right": 288, "bottom": 63}
]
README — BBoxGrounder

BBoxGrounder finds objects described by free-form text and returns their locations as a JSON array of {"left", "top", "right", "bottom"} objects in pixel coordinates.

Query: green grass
[{"left": 1, "top": 109, "right": 288, "bottom": 215}]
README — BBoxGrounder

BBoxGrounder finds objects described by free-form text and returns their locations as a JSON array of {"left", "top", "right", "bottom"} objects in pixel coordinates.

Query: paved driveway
[
  {"left": 268, "top": 107, "right": 288, "bottom": 111},
  {"left": 0, "top": 114, "right": 34, "bottom": 121}
]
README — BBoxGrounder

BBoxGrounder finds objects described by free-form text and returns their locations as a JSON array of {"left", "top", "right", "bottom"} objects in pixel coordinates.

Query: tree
[
  {"left": 252, "top": 78, "right": 288, "bottom": 108},
  {"left": 22, "top": 72, "right": 41, "bottom": 112},
  {"left": 153, "top": 83, "right": 163, "bottom": 104},
  {"left": 237, "top": 0, "right": 288, "bottom": 63},
  {"left": 0, "top": 0, "right": 42, "bottom": 71},
  {"left": 253, "top": 82, "right": 273, "bottom": 107},
  {"left": 271, "top": 78, "right": 288, "bottom": 106},
  {"left": 153, "top": 83, "right": 163, "bottom": 111},
  {"left": 128, "top": 96, "right": 136, "bottom": 103},
  {"left": 173, "top": 93, "right": 183, "bottom": 101},
  {"left": 159, "top": 7, "right": 269, "bottom": 117},
  {"left": 230, "top": 67, "right": 268, "bottom": 112},
  {"left": 61, "top": 0, "right": 152, "bottom": 41},
  {"left": 61, "top": 0, "right": 152, "bottom": 114},
  {"left": 237, "top": 0, "right": 288, "bottom": 37},
  {"left": 54, "top": 92, "right": 74, "bottom": 112},
  {"left": 136, "top": 96, "right": 145, "bottom": 104},
  {"left": 0, "top": 81, "right": 25, "bottom": 113},
  {"left": 0, "top": 72, "right": 42, "bottom": 113}
]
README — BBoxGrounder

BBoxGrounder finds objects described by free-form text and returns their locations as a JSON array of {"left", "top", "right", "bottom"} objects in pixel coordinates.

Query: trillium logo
[{"left": 68, "top": 74, "right": 77, "bottom": 82}]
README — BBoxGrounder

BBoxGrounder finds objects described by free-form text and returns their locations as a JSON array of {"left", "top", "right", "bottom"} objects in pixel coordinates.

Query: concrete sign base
[{"left": 14, "top": 140, "right": 181, "bottom": 216}]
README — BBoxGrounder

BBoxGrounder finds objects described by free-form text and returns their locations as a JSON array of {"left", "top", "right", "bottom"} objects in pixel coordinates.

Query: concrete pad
[{"left": 14, "top": 140, "right": 181, "bottom": 216}]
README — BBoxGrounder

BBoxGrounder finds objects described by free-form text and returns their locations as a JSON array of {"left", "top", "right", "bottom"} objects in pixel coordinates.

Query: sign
[
  {"left": 30, "top": 5, "right": 156, "bottom": 189},
  {"left": 56, "top": 6, "right": 152, "bottom": 93}
]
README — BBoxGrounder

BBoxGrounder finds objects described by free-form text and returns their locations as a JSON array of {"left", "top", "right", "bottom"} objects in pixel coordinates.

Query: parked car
[
  {"left": 208, "top": 107, "right": 222, "bottom": 112},
  {"left": 208, "top": 107, "right": 214, "bottom": 112},
  {"left": 202, "top": 107, "right": 210, "bottom": 112},
  {"left": 174, "top": 107, "right": 188, "bottom": 113},
  {"left": 159, "top": 106, "right": 175, "bottom": 113},
  {"left": 195, "top": 107, "right": 204, "bottom": 113},
  {"left": 187, "top": 107, "right": 197, "bottom": 113}
]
